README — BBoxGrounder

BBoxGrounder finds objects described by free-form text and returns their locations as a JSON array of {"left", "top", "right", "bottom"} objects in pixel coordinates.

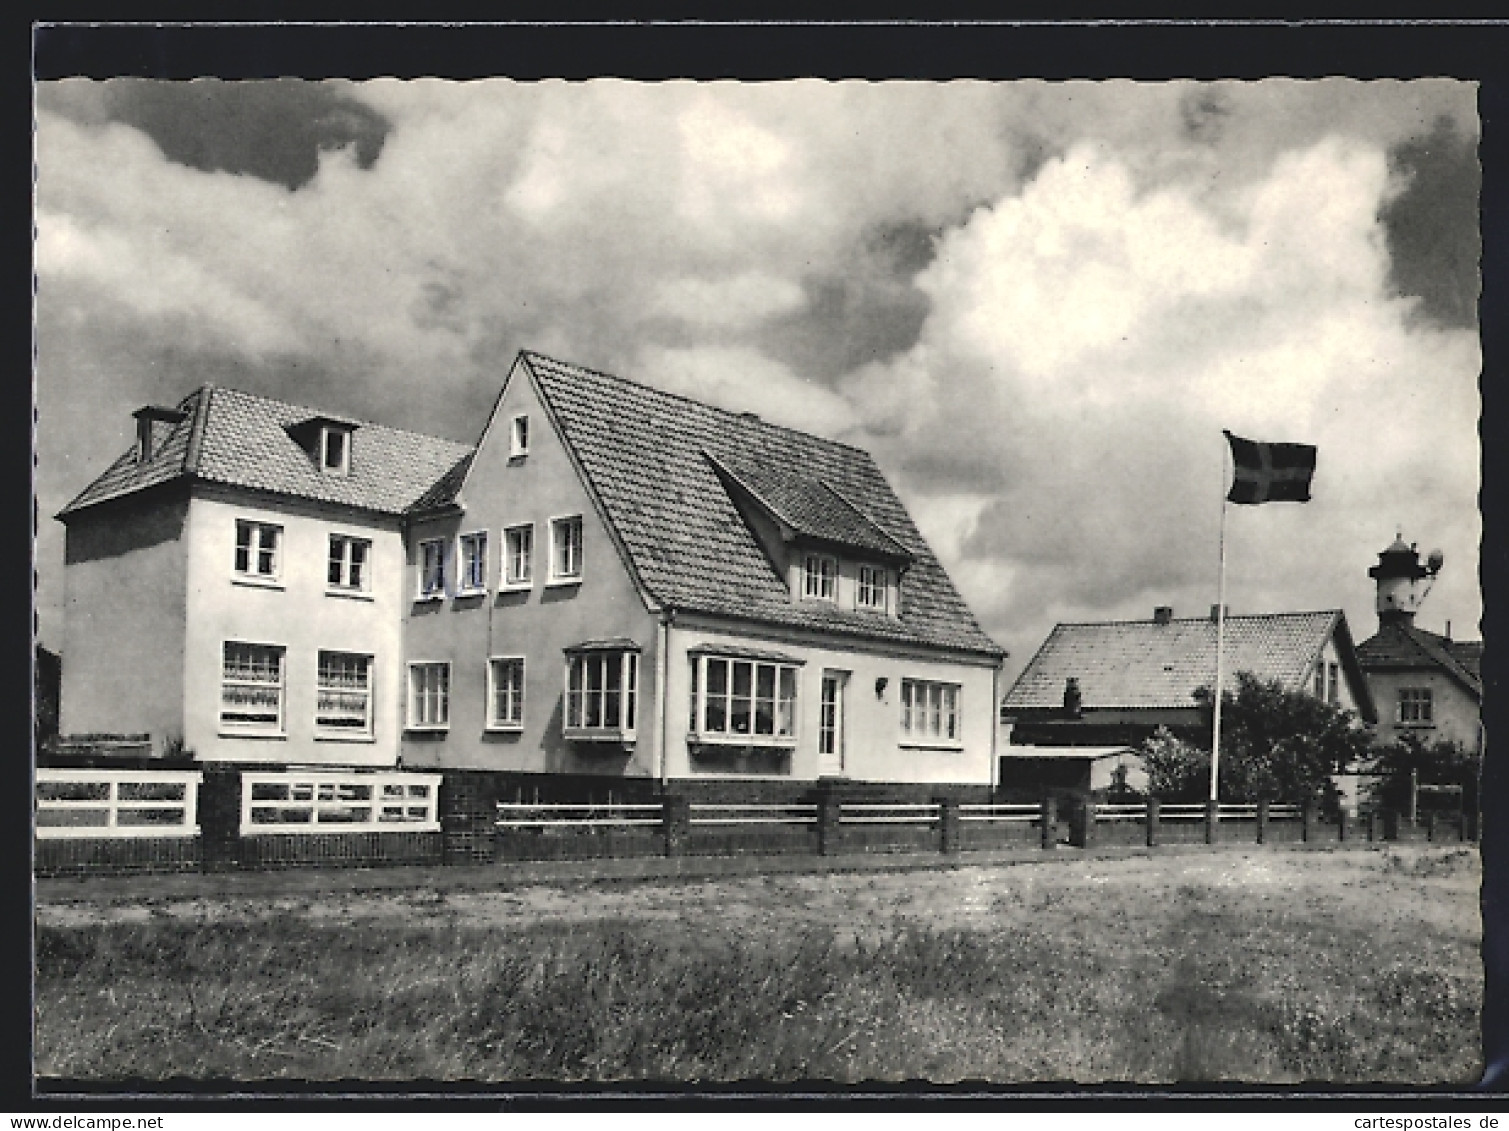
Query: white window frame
[
  {"left": 36, "top": 769, "right": 204, "bottom": 840},
  {"left": 320, "top": 425, "right": 351, "bottom": 476},
  {"left": 1326, "top": 661, "right": 1340, "bottom": 706},
  {"left": 1398, "top": 687, "right": 1434, "bottom": 725},
  {"left": 327, "top": 534, "right": 372, "bottom": 596},
  {"left": 549, "top": 515, "right": 584, "bottom": 585},
  {"left": 407, "top": 662, "right": 451, "bottom": 731},
  {"left": 456, "top": 530, "right": 489, "bottom": 596},
  {"left": 563, "top": 650, "right": 638, "bottom": 741},
  {"left": 417, "top": 537, "right": 447, "bottom": 600},
  {"left": 220, "top": 641, "right": 287, "bottom": 736},
  {"left": 688, "top": 654, "right": 800, "bottom": 746},
  {"left": 240, "top": 771, "right": 442, "bottom": 835},
  {"left": 233, "top": 520, "right": 283, "bottom": 585},
  {"left": 802, "top": 553, "right": 837, "bottom": 602},
  {"left": 487, "top": 656, "right": 526, "bottom": 731},
  {"left": 503, "top": 523, "right": 534, "bottom": 590},
  {"left": 899, "top": 678, "right": 962, "bottom": 748},
  {"left": 856, "top": 564, "right": 888, "bottom": 611},
  {"left": 510, "top": 413, "right": 530, "bottom": 457},
  {"left": 315, "top": 650, "right": 374, "bottom": 740}
]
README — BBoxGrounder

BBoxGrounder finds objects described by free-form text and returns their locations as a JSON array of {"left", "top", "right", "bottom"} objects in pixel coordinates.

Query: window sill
[
  {"left": 454, "top": 587, "right": 489, "bottom": 600},
  {"left": 405, "top": 725, "right": 450, "bottom": 735},
  {"left": 326, "top": 587, "right": 374, "bottom": 602},
  {"left": 690, "top": 734, "right": 798, "bottom": 748},
  {"left": 485, "top": 723, "right": 524, "bottom": 734},
  {"left": 499, "top": 580, "right": 533, "bottom": 593},
  {"left": 545, "top": 576, "right": 583, "bottom": 588},
  {"left": 563, "top": 728, "right": 634, "bottom": 744},
  {"left": 218, "top": 730, "right": 287, "bottom": 740},
  {"left": 898, "top": 739, "right": 964, "bottom": 751},
  {"left": 314, "top": 732, "right": 376, "bottom": 743},
  {"left": 231, "top": 575, "right": 284, "bottom": 591},
  {"left": 413, "top": 594, "right": 445, "bottom": 604}
]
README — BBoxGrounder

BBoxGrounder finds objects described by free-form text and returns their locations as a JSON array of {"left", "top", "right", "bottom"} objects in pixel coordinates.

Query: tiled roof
[
  {"left": 520, "top": 352, "right": 1004, "bottom": 657},
  {"left": 708, "top": 455, "right": 912, "bottom": 561},
  {"left": 1356, "top": 622, "right": 1482, "bottom": 700},
  {"left": 1003, "top": 611, "right": 1359, "bottom": 712},
  {"left": 59, "top": 386, "right": 473, "bottom": 519}
]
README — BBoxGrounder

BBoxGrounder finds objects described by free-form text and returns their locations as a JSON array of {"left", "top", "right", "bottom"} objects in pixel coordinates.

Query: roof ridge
[
  {"left": 210, "top": 383, "right": 470, "bottom": 450},
  {"left": 1052, "top": 609, "right": 1340, "bottom": 628},
  {"left": 521, "top": 349, "right": 875, "bottom": 459}
]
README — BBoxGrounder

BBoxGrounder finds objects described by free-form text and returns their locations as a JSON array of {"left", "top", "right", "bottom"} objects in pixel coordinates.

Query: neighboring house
[
  {"left": 1000, "top": 606, "right": 1378, "bottom": 754},
  {"left": 55, "top": 351, "right": 1006, "bottom": 785},
  {"left": 398, "top": 351, "right": 1006, "bottom": 785},
  {"left": 1355, "top": 537, "right": 1483, "bottom": 755},
  {"left": 56, "top": 388, "right": 471, "bottom": 765}
]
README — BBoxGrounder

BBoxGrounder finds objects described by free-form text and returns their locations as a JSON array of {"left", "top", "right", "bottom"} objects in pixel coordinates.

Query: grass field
[{"left": 35, "top": 845, "right": 1483, "bottom": 1086}]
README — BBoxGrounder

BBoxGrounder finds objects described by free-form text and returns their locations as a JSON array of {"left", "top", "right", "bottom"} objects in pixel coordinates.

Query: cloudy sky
[{"left": 34, "top": 78, "right": 1482, "bottom": 679}]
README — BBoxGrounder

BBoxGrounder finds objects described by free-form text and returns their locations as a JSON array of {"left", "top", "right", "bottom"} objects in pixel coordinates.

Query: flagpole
[{"left": 1211, "top": 441, "right": 1229, "bottom": 804}]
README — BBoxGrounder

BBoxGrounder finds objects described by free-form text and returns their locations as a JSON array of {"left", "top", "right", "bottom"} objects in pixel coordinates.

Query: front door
[{"left": 818, "top": 670, "right": 847, "bottom": 776}]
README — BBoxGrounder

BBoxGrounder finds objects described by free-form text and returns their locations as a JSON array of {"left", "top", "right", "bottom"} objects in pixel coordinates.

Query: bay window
[
  {"left": 564, "top": 645, "right": 638, "bottom": 740},
  {"left": 689, "top": 652, "right": 800, "bottom": 743}
]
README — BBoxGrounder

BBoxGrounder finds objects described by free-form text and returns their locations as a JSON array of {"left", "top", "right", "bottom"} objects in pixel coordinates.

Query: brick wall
[
  {"left": 36, "top": 836, "right": 200, "bottom": 878},
  {"left": 237, "top": 830, "right": 443, "bottom": 870}
]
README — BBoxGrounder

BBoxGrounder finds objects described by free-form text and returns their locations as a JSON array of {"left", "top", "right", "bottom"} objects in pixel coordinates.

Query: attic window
[
  {"left": 510, "top": 414, "right": 530, "bottom": 458},
  {"left": 320, "top": 426, "right": 351, "bottom": 476}
]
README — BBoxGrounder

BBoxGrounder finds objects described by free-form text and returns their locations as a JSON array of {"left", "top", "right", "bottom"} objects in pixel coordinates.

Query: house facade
[
  {"left": 55, "top": 352, "right": 1006, "bottom": 787},
  {"left": 1355, "top": 537, "right": 1483, "bottom": 755},
  {"left": 1000, "top": 606, "right": 1378, "bottom": 752},
  {"left": 395, "top": 352, "right": 1005, "bottom": 786}
]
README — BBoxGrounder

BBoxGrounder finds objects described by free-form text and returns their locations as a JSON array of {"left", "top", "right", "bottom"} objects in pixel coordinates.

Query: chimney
[
  {"left": 1209, "top": 604, "right": 1228, "bottom": 622},
  {"left": 1062, "top": 677, "right": 1082, "bottom": 718},
  {"left": 1153, "top": 606, "right": 1173, "bottom": 625},
  {"left": 132, "top": 405, "right": 187, "bottom": 463},
  {"left": 1445, "top": 620, "right": 1452, "bottom": 641}
]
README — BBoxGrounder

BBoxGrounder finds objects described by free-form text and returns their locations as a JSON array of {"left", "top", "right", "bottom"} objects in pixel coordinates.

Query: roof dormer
[{"left": 287, "top": 415, "right": 360, "bottom": 477}]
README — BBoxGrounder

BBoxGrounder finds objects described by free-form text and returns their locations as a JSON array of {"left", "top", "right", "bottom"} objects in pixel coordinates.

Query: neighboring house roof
[
  {"left": 1356, "top": 622, "right": 1483, "bottom": 701},
  {"left": 58, "top": 385, "right": 473, "bottom": 520},
  {"left": 515, "top": 351, "right": 1003, "bottom": 657},
  {"left": 999, "top": 744, "right": 1137, "bottom": 761},
  {"left": 1002, "top": 610, "right": 1376, "bottom": 722}
]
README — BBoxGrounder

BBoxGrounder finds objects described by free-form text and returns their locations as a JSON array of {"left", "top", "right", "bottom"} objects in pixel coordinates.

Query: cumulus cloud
[{"left": 33, "top": 78, "right": 1480, "bottom": 679}]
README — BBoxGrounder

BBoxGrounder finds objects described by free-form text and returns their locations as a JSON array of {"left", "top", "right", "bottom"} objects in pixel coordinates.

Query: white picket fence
[{"left": 35, "top": 768, "right": 203, "bottom": 839}]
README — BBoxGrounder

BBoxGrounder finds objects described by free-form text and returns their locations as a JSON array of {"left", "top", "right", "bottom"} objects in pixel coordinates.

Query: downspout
[
  {"left": 990, "top": 659, "right": 1002, "bottom": 791},
  {"left": 656, "top": 610, "right": 673, "bottom": 793}
]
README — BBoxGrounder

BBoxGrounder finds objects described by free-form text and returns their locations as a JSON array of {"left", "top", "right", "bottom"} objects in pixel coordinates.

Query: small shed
[{"left": 997, "top": 743, "right": 1146, "bottom": 801}]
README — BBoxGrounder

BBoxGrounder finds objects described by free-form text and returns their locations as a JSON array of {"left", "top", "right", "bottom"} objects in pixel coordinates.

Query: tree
[
  {"left": 1141, "top": 673, "right": 1373, "bottom": 805},
  {"left": 1215, "top": 672, "right": 1373, "bottom": 804},
  {"left": 1140, "top": 727, "right": 1210, "bottom": 802},
  {"left": 1368, "top": 733, "right": 1480, "bottom": 814}
]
